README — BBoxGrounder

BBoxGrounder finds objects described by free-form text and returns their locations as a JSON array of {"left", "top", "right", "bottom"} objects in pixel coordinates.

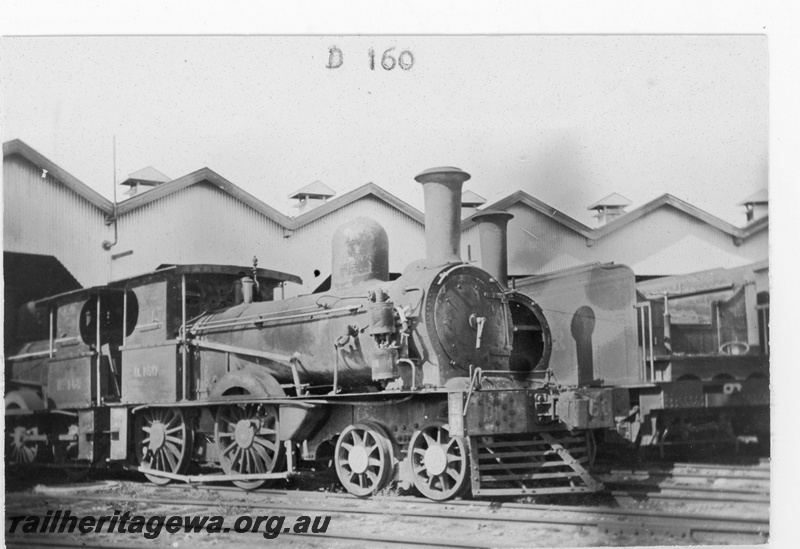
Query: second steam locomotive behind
[{"left": 6, "top": 166, "right": 613, "bottom": 500}]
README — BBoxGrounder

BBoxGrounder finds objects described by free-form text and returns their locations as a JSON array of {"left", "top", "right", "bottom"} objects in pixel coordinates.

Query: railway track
[
  {"left": 6, "top": 458, "right": 770, "bottom": 546},
  {"left": 184, "top": 460, "right": 770, "bottom": 508},
  {"left": 7, "top": 481, "right": 769, "bottom": 546}
]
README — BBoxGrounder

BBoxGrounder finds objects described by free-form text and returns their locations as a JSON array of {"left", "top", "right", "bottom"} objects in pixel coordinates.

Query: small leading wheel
[
  {"left": 215, "top": 404, "right": 282, "bottom": 491},
  {"left": 7, "top": 424, "right": 41, "bottom": 465},
  {"left": 335, "top": 422, "right": 393, "bottom": 497},
  {"left": 135, "top": 408, "right": 193, "bottom": 485},
  {"left": 409, "top": 422, "right": 470, "bottom": 501}
]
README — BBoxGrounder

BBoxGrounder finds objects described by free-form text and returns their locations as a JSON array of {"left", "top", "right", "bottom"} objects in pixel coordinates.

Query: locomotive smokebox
[
  {"left": 414, "top": 167, "right": 471, "bottom": 266},
  {"left": 472, "top": 210, "right": 514, "bottom": 288},
  {"left": 331, "top": 217, "right": 390, "bottom": 290}
]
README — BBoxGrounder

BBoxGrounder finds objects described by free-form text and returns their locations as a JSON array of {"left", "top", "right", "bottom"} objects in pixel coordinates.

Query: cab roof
[{"left": 111, "top": 263, "right": 302, "bottom": 286}]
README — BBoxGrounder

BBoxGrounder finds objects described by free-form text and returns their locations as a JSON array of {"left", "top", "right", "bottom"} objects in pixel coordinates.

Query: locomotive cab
[{"left": 116, "top": 264, "right": 302, "bottom": 405}]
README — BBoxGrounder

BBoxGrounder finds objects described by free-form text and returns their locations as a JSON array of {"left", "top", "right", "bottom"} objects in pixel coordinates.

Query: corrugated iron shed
[{"left": 3, "top": 139, "right": 770, "bottom": 297}]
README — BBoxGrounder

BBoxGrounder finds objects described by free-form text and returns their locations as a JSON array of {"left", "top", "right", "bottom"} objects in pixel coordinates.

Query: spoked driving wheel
[
  {"left": 135, "top": 408, "right": 193, "bottom": 485},
  {"left": 409, "top": 421, "right": 470, "bottom": 501},
  {"left": 7, "top": 424, "right": 42, "bottom": 465},
  {"left": 334, "top": 422, "right": 393, "bottom": 497},
  {"left": 215, "top": 404, "right": 282, "bottom": 490}
]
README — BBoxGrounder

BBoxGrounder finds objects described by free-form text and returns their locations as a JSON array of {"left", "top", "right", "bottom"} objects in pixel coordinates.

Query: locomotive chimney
[
  {"left": 472, "top": 210, "right": 514, "bottom": 288},
  {"left": 414, "top": 167, "right": 471, "bottom": 266}
]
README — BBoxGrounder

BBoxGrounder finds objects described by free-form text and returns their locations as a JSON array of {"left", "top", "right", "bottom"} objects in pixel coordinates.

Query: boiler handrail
[{"left": 190, "top": 304, "right": 363, "bottom": 334}]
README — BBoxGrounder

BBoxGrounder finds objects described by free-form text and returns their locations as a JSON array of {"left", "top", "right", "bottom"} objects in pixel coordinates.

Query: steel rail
[
  {"left": 5, "top": 540, "right": 145, "bottom": 549},
  {"left": 597, "top": 460, "right": 770, "bottom": 473},
  {"left": 598, "top": 474, "right": 770, "bottom": 491},
  {"left": 601, "top": 477, "right": 769, "bottom": 498},
  {"left": 596, "top": 467, "right": 771, "bottom": 481},
  {"left": 5, "top": 533, "right": 484, "bottom": 549},
  {"left": 653, "top": 459, "right": 770, "bottom": 470},
  {"left": 608, "top": 486, "right": 769, "bottom": 504}
]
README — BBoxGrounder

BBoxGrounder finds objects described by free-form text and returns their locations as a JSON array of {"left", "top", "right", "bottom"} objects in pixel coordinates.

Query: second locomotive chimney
[
  {"left": 472, "top": 210, "right": 514, "bottom": 288},
  {"left": 414, "top": 166, "right": 471, "bottom": 266}
]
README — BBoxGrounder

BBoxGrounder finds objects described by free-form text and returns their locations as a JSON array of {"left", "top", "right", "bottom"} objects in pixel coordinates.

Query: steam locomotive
[{"left": 5, "top": 166, "right": 769, "bottom": 500}]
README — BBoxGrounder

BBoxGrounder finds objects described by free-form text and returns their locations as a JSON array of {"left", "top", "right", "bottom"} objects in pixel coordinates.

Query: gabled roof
[
  {"left": 461, "top": 190, "right": 486, "bottom": 207},
  {"left": 461, "top": 190, "right": 594, "bottom": 237},
  {"left": 462, "top": 190, "right": 768, "bottom": 243},
  {"left": 114, "top": 172, "right": 423, "bottom": 231},
  {"left": 291, "top": 182, "right": 424, "bottom": 228},
  {"left": 114, "top": 167, "right": 293, "bottom": 226},
  {"left": 288, "top": 180, "right": 336, "bottom": 200},
  {"left": 592, "top": 194, "right": 742, "bottom": 239},
  {"left": 121, "top": 166, "right": 172, "bottom": 187},
  {"left": 3, "top": 139, "right": 114, "bottom": 214},
  {"left": 739, "top": 188, "right": 768, "bottom": 205},
  {"left": 587, "top": 192, "right": 631, "bottom": 210},
  {"left": 3, "top": 139, "right": 769, "bottom": 246},
  {"left": 740, "top": 214, "right": 769, "bottom": 239}
]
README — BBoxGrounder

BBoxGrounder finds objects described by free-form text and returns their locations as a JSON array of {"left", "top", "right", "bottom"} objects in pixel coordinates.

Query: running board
[
  {"left": 133, "top": 439, "right": 296, "bottom": 485},
  {"left": 469, "top": 430, "right": 603, "bottom": 497},
  {"left": 134, "top": 466, "right": 295, "bottom": 484}
]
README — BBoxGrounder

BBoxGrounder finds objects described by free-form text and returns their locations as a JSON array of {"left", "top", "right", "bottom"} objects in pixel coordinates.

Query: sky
[{"left": 1, "top": 35, "right": 768, "bottom": 226}]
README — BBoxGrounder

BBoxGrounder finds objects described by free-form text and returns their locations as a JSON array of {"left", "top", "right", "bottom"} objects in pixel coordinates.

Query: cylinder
[
  {"left": 331, "top": 217, "right": 390, "bottom": 290},
  {"left": 414, "top": 167, "right": 471, "bottom": 266},
  {"left": 472, "top": 210, "right": 514, "bottom": 288}
]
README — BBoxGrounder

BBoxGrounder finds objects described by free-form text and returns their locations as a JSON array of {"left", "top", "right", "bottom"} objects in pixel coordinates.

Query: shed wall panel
[
  {"left": 3, "top": 154, "right": 110, "bottom": 286},
  {"left": 589, "top": 207, "right": 766, "bottom": 275},
  {"left": 112, "top": 183, "right": 288, "bottom": 284},
  {"left": 503, "top": 204, "right": 589, "bottom": 276},
  {"left": 737, "top": 229, "right": 769, "bottom": 264}
]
